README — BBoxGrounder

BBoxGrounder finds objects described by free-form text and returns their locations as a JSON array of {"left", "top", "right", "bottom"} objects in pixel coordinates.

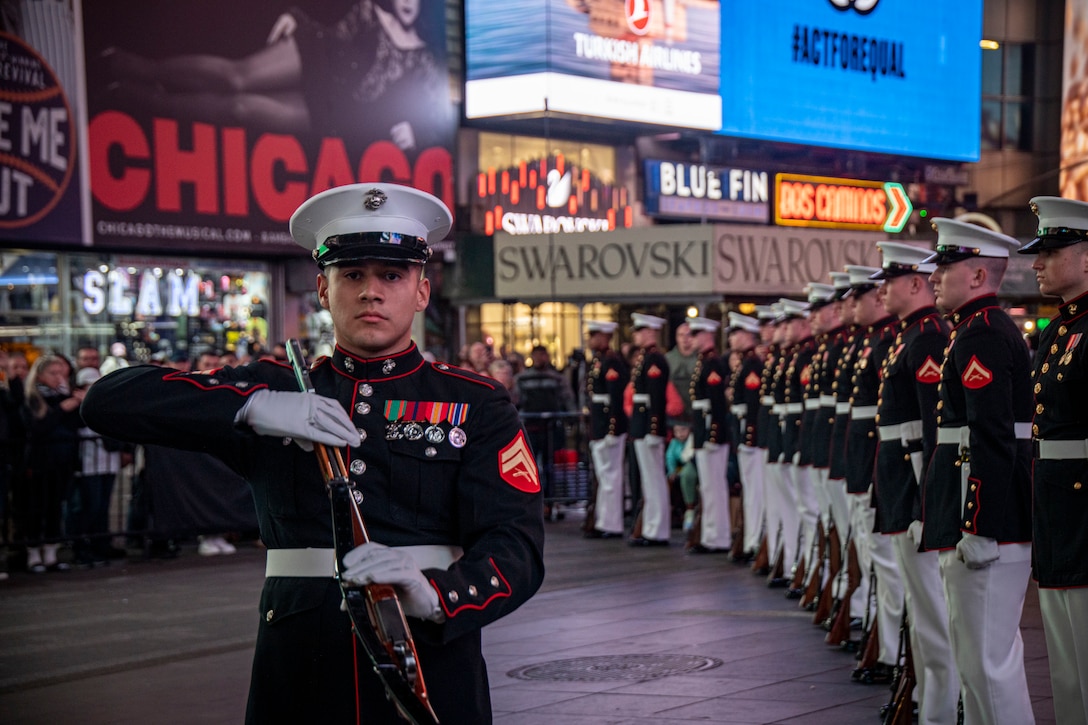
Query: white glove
[
  {"left": 341, "top": 542, "right": 443, "bottom": 622},
  {"left": 956, "top": 532, "right": 1000, "bottom": 570},
  {"left": 906, "top": 520, "right": 923, "bottom": 546},
  {"left": 236, "top": 390, "right": 359, "bottom": 451}
]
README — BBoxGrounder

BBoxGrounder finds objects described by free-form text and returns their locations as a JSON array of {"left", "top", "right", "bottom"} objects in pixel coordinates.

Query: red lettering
[
  {"left": 88, "top": 110, "right": 150, "bottom": 212},
  {"left": 358, "top": 140, "right": 411, "bottom": 185},
  {"left": 153, "top": 119, "right": 218, "bottom": 213},
  {"left": 413, "top": 147, "right": 454, "bottom": 214},
  {"left": 222, "top": 127, "right": 248, "bottom": 217},
  {"left": 250, "top": 133, "right": 308, "bottom": 223},
  {"left": 309, "top": 137, "right": 355, "bottom": 196}
]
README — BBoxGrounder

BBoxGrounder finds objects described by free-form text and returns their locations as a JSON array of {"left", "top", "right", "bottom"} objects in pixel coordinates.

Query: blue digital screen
[{"left": 719, "top": 0, "right": 983, "bottom": 162}]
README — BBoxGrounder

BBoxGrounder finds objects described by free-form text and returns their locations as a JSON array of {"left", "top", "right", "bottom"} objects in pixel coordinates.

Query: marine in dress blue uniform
[
  {"left": 686, "top": 316, "right": 732, "bottom": 552},
  {"left": 871, "top": 242, "right": 957, "bottom": 725},
  {"left": 727, "top": 312, "right": 765, "bottom": 561},
  {"left": 1020, "top": 196, "right": 1088, "bottom": 725},
  {"left": 844, "top": 265, "right": 897, "bottom": 636},
  {"left": 82, "top": 183, "right": 546, "bottom": 725},
  {"left": 627, "top": 312, "right": 672, "bottom": 546},
  {"left": 923, "top": 218, "right": 1035, "bottom": 725},
  {"left": 584, "top": 320, "right": 629, "bottom": 539}
]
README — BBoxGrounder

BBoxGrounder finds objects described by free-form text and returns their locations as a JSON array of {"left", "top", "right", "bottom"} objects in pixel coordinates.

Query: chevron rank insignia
[
  {"left": 961, "top": 355, "right": 993, "bottom": 390},
  {"left": 499, "top": 431, "right": 540, "bottom": 493},
  {"left": 915, "top": 356, "right": 942, "bottom": 384}
]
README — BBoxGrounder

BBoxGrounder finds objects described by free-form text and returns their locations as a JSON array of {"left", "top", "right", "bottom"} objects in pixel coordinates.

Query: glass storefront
[
  {"left": 479, "top": 301, "right": 616, "bottom": 369},
  {"left": 1, "top": 249, "right": 273, "bottom": 363}
]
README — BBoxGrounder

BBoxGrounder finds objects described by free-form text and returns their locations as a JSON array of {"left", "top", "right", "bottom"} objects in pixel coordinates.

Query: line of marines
[{"left": 580, "top": 197, "right": 1088, "bottom": 725}]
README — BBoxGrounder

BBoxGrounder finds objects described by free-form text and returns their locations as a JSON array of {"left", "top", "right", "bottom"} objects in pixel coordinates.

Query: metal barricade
[{"left": 517, "top": 411, "right": 592, "bottom": 505}]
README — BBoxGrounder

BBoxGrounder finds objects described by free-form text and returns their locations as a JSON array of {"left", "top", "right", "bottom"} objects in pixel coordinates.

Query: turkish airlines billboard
[
  {"left": 465, "top": 0, "right": 722, "bottom": 130},
  {"left": 82, "top": 0, "right": 455, "bottom": 255}
]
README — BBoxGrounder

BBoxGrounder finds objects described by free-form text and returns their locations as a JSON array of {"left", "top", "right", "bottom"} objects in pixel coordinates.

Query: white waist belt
[
  {"left": 591, "top": 393, "right": 611, "bottom": 404},
  {"left": 819, "top": 395, "right": 836, "bottom": 407},
  {"left": 731, "top": 404, "right": 748, "bottom": 417},
  {"left": 835, "top": 402, "right": 851, "bottom": 414},
  {"left": 851, "top": 405, "right": 878, "bottom": 420},
  {"left": 878, "top": 420, "right": 923, "bottom": 442},
  {"left": 692, "top": 399, "right": 711, "bottom": 411},
  {"left": 784, "top": 403, "right": 803, "bottom": 414},
  {"left": 265, "top": 544, "right": 464, "bottom": 578},
  {"left": 1036, "top": 439, "right": 1088, "bottom": 460},
  {"left": 632, "top": 393, "right": 651, "bottom": 404},
  {"left": 937, "top": 423, "right": 1032, "bottom": 447},
  {"left": 771, "top": 404, "right": 785, "bottom": 415},
  {"left": 803, "top": 399, "right": 821, "bottom": 411},
  {"left": 761, "top": 396, "right": 775, "bottom": 406}
]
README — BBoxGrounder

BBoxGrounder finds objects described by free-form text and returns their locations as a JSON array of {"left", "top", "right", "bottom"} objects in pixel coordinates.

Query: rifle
[
  {"left": 751, "top": 534, "right": 770, "bottom": 575},
  {"left": 825, "top": 537, "right": 861, "bottom": 649},
  {"left": 812, "top": 520, "right": 842, "bottom": 625},
  {"left": 287, "top": 339, "right": 439, "bottom": 724},
  {"left": 881, "top": 614, "right": 916, "bottom": 725}
]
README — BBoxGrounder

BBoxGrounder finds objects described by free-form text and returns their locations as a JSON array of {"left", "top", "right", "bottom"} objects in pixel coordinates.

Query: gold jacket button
[
  {"left": 964, "top": 521, "right": 972, "bottom": 528},
  {"left": 1036, "top": 404, "right": 1045, "bottom": 414},
  {"left": 266, "top": 609, "right": 274, "bottom": 623},
  {"left": 1076, "top": 482, "right": 1083, "bottom": 491},
  {"left": 970, "top": 483, "right": 977, "bottom": 491}
]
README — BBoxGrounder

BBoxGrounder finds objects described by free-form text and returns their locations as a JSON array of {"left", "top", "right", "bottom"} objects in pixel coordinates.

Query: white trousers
[
  {"left": 848, "top": 491, "right": 874, "bottom": 620},
  {"left": 589, "top": 434, "right": 626, "bottom": 535},
  {"left": 826, "top": 476, "right": 851, "bottom": 551},
  {"left": 789, "top": 462, "right": 820, "bottom": 571},
  {"left": 892, "top": 533, "right": 959, "bottom": 725},
  {"left": 738, "top": 444, "right": 766, "bottom": 554},
  {"left": 632, "top": 435, "right": 669, "bottom": 541},
  {"left": 1040, "top": 586, "right": 1088, "bottom": 725},
  {"left": 853, "top": 499, "right": 904, "bottom": 662},
  {"left": 766, "top": 460, "right": 800, "bottom": 569},
  {"left": 940, "top": 544, "right": 1034, "bottom": 725},
  {"left": 695, "top": 443, "right": 731, "bottom": 549}
]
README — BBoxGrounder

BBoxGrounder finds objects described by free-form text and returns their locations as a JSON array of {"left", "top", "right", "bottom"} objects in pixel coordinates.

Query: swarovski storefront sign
[{"left": 494, "top": 223, "right": 887, "bottom": 300}]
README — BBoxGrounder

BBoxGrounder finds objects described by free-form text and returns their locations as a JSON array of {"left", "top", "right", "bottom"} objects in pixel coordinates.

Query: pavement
[{"left": 0, "top": 511, "right": 1055, "bottom": 724}]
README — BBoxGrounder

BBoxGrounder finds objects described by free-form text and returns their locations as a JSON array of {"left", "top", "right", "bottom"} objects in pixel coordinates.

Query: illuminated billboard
[
  {"left": 1063, "top": 0, "right": 1088, "bottom": 199},
  {"left": 719, "top": 0, "right": 983, "bottom": 162},
  {"left": 465, "top": 0, "right": 721, "bottom": 130},
  {"left": 775, "top": 173, "right": 912, "bottom": 233}
]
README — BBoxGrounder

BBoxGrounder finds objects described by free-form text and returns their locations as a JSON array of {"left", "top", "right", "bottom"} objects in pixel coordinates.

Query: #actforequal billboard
[
  {"left": 719, "top": 0, "right": 983, "bottom": 162},
  {"left": 465, "top": 0, "right": 721, "bottom": 131}
]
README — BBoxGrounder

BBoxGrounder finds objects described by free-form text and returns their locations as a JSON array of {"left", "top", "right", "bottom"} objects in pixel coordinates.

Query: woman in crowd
[{"left": 19, "top": 354, "right": 83, "bottom": 572}]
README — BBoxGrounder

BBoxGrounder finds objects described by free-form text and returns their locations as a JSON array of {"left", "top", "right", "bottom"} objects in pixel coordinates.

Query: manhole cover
[{"left": 507, "top": 654, "right": 723, "bottom": 682}]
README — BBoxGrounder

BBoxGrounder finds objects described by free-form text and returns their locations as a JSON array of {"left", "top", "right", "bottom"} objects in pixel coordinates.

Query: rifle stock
[
  {"left": 288, "top": 340, "right": 439, "bottom": 725},
  {"left": 884, "top": 639, "right": 915, "bottom": 724},
  {"left": 825, "top": 538, "right": 861, "bottom": 647}
]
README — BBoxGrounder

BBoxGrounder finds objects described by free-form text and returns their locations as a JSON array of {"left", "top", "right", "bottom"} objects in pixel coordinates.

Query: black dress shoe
[
  {"left": 687, "top": 545, "right": 728, "bottom": 554},
  {"left": 852, "top": 662, "right": 895, "bottom": 685},
  {"left": 584, "top": 529, "right": 622, "bottom": 539},
  {"left": 785, "top": 587, "right": 803, "bottom": 599},
  {"left": 767, "top": 577, "right": 789, "bottom": 588},
  {"left": 627, "top": 537, "right": 669, "bottom": 547}
]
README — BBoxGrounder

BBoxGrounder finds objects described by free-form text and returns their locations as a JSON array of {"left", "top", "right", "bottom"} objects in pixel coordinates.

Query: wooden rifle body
[{"left": 288, "top": 340, "right": 439, "bottom": 724}]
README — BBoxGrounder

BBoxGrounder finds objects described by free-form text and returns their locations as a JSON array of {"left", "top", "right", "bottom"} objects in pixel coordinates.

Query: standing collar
[
  {"left": 330, "top": 342, "right": 425, "bottom": 381},
  {"left": 948, "top": 294, "right": 999, "bottom": 326},
  {"left": 1060, "top": 290, "right": 1088, "bottom": 322}
]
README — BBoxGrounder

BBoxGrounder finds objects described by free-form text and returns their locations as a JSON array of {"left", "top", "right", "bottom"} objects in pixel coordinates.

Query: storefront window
[
  {"left": 0, "top": 249, "right": 272, "bottom": 363},
  {"left": 480, "top": 301, "right": 615, "bottom": 370}
]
